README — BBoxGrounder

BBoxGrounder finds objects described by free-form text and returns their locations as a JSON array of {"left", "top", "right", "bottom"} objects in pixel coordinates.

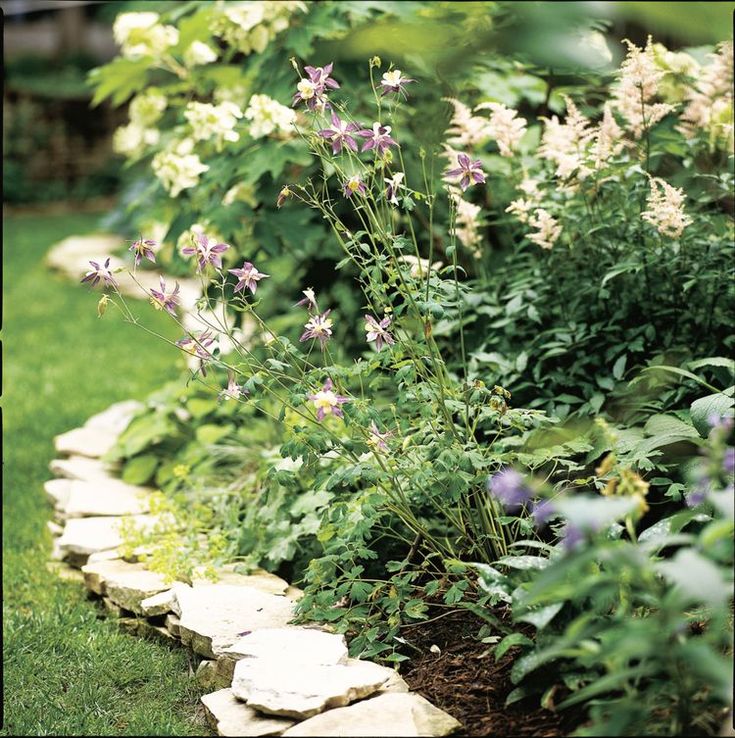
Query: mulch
[{"left": 400, "top": 608, "right": 583, "bottom": 737}]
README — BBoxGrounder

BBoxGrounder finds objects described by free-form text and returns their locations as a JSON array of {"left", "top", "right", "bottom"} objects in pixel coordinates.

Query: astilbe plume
[{"left": 641, "top": 177, "right": 692, "bottom": 239}]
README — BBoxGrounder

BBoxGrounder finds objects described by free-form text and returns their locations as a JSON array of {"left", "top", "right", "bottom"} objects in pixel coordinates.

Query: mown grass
[{"left": 2, "top": 211, "right": 210, "bottom": 736}]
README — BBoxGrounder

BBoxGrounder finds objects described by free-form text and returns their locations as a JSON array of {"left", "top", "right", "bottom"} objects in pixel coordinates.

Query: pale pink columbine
[
  {"left": 367, "top": 421, "right": 393, "bottom": 452},
  {"left": 385, "top": 172, "right": 405, "bottom": 206},
  {"left": 176, "top": 330, "right": 215, "bottom": 360},
  {"left": 364, "top": 314, "right": 394, "bottom": 351},
  {"left": 129, "top": 237, "right": 157, "bottom": 267},
  {"left": 308, "top": 378, "right": 350, "bottom": 421},
  {"left": 181, "top": 233, "right": 230, "bottom": 272},
  {"left": 446, "top": 153, "right": 486, "bottom": 191},
  {"left": 149, "top": 276, "right": 180, "bottom": 316},
  {"left": 343, "top": 175, "right": 366, "bottom": 199},
  {"left": 358, "top": 122, "right": 397, "bottom": 154},
  {"left": 229, "top": 261, "right": 269, "bottom": 295},
  {"left": 293, "top": 62, "right": 339, "bottom": 110},
  {"left": 300, "top": 309, "right": 333, "bottom": 348},
  {"left": 318, "top": 112, "right": 360, "bottom": 154},
  {"left": 81, "top": 258, "right": 117, "bottom": 288},
  {"left": 219, "top": 371, "right": 247, "bottom": 401},
  {"left": 380, "top": 69, "right": 414, "bottom": 97},
  {"left": 295, "top": 287, "right": 318, "bottom": 312}
]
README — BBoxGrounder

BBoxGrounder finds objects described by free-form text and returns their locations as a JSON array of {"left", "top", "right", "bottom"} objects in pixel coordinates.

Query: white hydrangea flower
[
  {"left": 113, "top": 12, "right": 179, "bottom": 59},
  {"left": 243, "top": 94, "right": 296, "bottom": 139},
  {"left": 129, "top": 89, "right": 167, "bottom": 127},
  {"left": 152, "top": 139, "right": 209, "bottom": 197},
  {"left": 113, "top": 123, "right": 159, "bottom": 158},
  {"left": 184, "top": 40, "right": 218, "bottom": 67},
  {"left": 184, "top": 101, "right": 243, "bottom": 148}
]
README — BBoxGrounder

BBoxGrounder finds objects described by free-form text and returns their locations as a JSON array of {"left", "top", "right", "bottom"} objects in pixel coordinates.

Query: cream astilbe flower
[
  {"left": 612, "top": 37, "right": 674, "bottom": 139},
  {"left": 184, "top": 41, "right": 218, "bottom": 67},
  {"left": 641, "top": 177, "right": 692, "bottom": 239},
  {"left": 443, "top": 97, "right": 492, "bottom": 148},
  {"left": 448, "top": 186, "right": 483, "bottom": 254},
  {"left": 679, "top": 41, "right": 734, "bottom": 151},
  {"left": 113, "top": 12, "right": 179, "bottom": 59},
  {"left": 593, "top": 103, "right": 624, "bottom": 168},
  {"left": 506, "top": 177, "right": 542, "bottom": 225},
  {"left": 539, "top": 96, "right": 595, "bottom": 180},
  {"left": 184, "top": 101, "right": 243, "bottom": 149},
  {"left": 244, "top": 94, "right": 296, "bottom": 139},
  {"left": 527, "top": 209, "right": 562, "bottom": 250},
  {"left": 475, "top": 102, "right": 527, "bottom": 157},
  {"left": 152, "top": 139, "right": 209, "bottom": 197}
]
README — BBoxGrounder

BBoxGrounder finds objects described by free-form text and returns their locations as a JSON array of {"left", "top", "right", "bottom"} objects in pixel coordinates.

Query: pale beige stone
[
  {"left": 201, "top": 689, "right": 295, "bottom": 737},
  {"left": 138, "top": 620, "right": 178, "bottom": 645},
  {"left": 49, "top": 456, "right": 117, "bottom": 482},
  {"left": 223, "top": 627, "right": 347, "bottom": 666},
  {"left": 81, "top": 559, "right": 170, "bottom": 613},
  {"left": 62, "top": 479, "right": 151, "bottom": 518},
  {"left": 44, "top": 478, "right": 72, "bottom": 509},
  {"left": 192, "top": 565, "right": 289, "bottom": 596},
  {"left": 84, "top": 400, "right": 142, "bottom": 435},
  {"left": 87, "top": 549, "right": 121, "bottom": 563},
  {"left": 46, "top": 520, "right": 64, "bottom": 537},
  {"left": 281, "top": 692, "right": 462, "bottom": 737},
  {"left": 284, "top": 586, "right": 304, "bottom": 602},
  {"left": 232, "top": 659, "right": 391, "bottom": 719},
  {"left": 176, "top": 585, "right": 295, "bottom": 659},
  {"left": 58, "top": 514, "right": 155, "bottom": 561},
  {"left": 101, "top": 597, "right": 123, "bottom": 617},
  {"left": 140, "top": 588, "right": 179, "bottom": 617},
  {"left": 166, "top": 613, "right": 181, "bottom": 637},
  {"left": 54, "top": 426, "right": 118, "bottom": 459}
]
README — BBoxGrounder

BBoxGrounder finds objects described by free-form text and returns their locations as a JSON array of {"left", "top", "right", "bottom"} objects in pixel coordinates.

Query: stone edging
[{"left": 46, "top": 400, "right": 462, "bottom": 737}]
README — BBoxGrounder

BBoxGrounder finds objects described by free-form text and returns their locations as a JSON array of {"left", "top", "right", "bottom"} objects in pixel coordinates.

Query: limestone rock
[
  {"left": 196, "top": 660, "right": 219, "bottom": 690},
  {"left": 84, "top": 400, "right": 142, "bottom": 435},
  {"left": 81, "top": 558, "right": 170, "bottom": 613},
  {"left": 232, "top": 659, "right": 391, "bottom": 719},
  {"left": 46, "top": 520, "right": 64, "bottom": 537},
  {"left": 45, "top": 233, "right": 123, "bottom": 276},
  {"left": 281, "top": 692, "right": 462, "bottom": 737},
  {"left": 49, "top": 456, "right": 117, "bottom": 482},
  {"left": 44, "top": 479, "right": 72, "bottom": 509},
  {"left": 166, "top": 613, "right": 181, "bottom": 637},
  {"left": 58, "top": 514, "right": 155, "bottom": 563},
  {"left": 192, "top": 565, "right": 289, "bottom": 596},
  {"left": 284, "top": 586, "right": 304, "bottom": 602},
  {"left": 140, "top": 588, "right": 179, "bottom": 617},
  {"left": 137, "top": 620, "right": 178, "bottom": 645},
  {"left": 62, "top": 479, "right": 151, "bottom": 518},
  {"left": 101, "top": 597, "right": 123, "bottom": 617},
  {"left": 201, "top": 689, "right": 295, "bottom": 737},
  {"left": 176, "top": 585, "right": 295, "bottom": 659},
  {"left": 54, "top": 426, "right": 118, "bottom": 459},
  {"left": 87, "top": 549, "right": 121, "bottom": 564}
]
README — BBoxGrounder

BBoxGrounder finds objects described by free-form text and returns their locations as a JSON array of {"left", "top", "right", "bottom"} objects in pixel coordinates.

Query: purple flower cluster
[
  {"left": 487, "top": 468, "right": 533, "bottom": 512},
  {"left": 308, "top": 378, "right": 350, "bottom": 421},
  {"left": 446, "top": 153, "right": 486, "bottom": 191},
  {"left": 149, "top": 276, "right": 180, "bottom": 316},
  {"left": 129, "top": 237, "right": 157, "bottom": 267},
  {"left": 357, "top": 123, "right": 397, "bottom": 155},
  {"left": 364, "top": 314, "right": 395, "bottom": 351},
  {"left": 293, "top": 63, "right": 339, "bottom": 111},
  {"left": 229, "top": 261, "right": 269, "bottom": 295},
  {"left": 318, "top": 113, "right": 360, "bottom": 154},
  {"left": 181, "top": 234, "right": 230, "bottom": 272}
]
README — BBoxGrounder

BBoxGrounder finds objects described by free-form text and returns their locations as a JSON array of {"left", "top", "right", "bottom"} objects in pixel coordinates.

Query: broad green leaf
[
  {"left": 690, "top": 393, "right": 734, "bottom": 437},
  {"left": 122, "top": 454, "right": 159, "bottom": 485},
  {"left": 495, "top": 632, "right": 534, "bottom": 661}
]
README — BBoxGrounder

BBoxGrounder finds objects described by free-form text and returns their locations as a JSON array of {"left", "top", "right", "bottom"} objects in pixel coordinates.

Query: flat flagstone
[
  {"left": 202, "top": 689, "right": 295, "bottom": 737},
  {"left": 166, "top": 613, "right": 182, "bottom": 637},
  {"left": 84, "top": 400, "right": 142, "bottom": 435},
  {"left": 49, "top": 456, "right": 118, "bottom": 482},
  {"left": 46, "top": 520, "right": 64, "bottom": 536},
  {"left": 191, "top": 565, "right": 290, "bottom": 596},
  {"left": 176, "top": 585, "right": 296, "bottom": 659},
  {"left": 54, "top": 426, "right": 118, "bottom": 459},
  {"left": 57, "top": 514, "right": 156, "bottom": 564},
  {"left": 140, "top": 587, "right": 181, "bottom": 617},
  {"left": 61, "top": 479, "right": 151, "bottom": 518},
  {"left": 281, "top": 692, "right": 462, "bottom": 737},
  {"left": 231, "top": 659, "right": 392, "bottom": 719},
  {"left": 44, "top": 478, "right": 72, "bottom": 509},
  {"left": 81, "top": 558, "right": 170, "bottom": 613},
  {"left": 45, "top": 233, "right": 123, "bottom": 276}
]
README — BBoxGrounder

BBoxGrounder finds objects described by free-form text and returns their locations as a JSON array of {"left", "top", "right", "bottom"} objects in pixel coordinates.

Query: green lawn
[{"left": 2, "top": 212, "right": 210, "bottom": 736}]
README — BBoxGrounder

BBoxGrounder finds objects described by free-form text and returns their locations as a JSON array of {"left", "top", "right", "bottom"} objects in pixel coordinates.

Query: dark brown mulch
[{"left": 400, "top": 609, "right": 582, "bottom": 737}]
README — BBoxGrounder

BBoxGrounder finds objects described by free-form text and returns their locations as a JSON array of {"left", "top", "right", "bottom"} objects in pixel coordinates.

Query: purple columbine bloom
[
  {"left": 724, "top": 447, "right": 734, "bottom": 476},
  {"left": 129, "top": 237, "right": 157, "bottom": 267},
  {"left": 368, "top": 421, "right": 393, "bottom": 452},
  {"left": 685, "top": 479, "right": 711, "bottom": 508},
  {"left": 295, "top": 288, "right": 318, "bottom": 312},
  {"left": 305, "top": 63, "right": 340, "bottom": 91},
  {"left": 81, "top": 258, "right": 117, "bottom": 288},
  {"left": 149, "top": 276, "right": 180, "bottom": 316},
  {"left": 385, "top": 172, "right": 405, "bottom": 206},
  {"left": 487, "top": 468, "right": 533, "bottom": 512},
  {"left": 531, "top": 499, "right": 557, "bottom": 528},
  {"left": 364, "top": 314, "right": 395, "bottom": 351},
  {"left": 446, "top": 153, "right": 486, "bottom": 192},
  {"left": 293, "top": 62, "right": 339, "bottom": 110},
  {"left": 176, "top": 330, "right": 215, "bottom": 360},
  {"left": 343, "top": 175, "right": 366, "bottom": 199},
  {"left": 358, "top": 122, "right": 397, "bottom": 155},
  {"left": 308, "top": 378, "right": 350, "bottom": 421},
  {"left": 229, "top": 261, "right": 269, "bottom": 295},
  {"left": 181, "top": 233, "right": 230, "bottom": 272},
  {"left": 219, "top": 371, "right": 247, "bottom": 401},
  {"left": 380, "top": 69, "right": 415, "bottom": 97},
  {"left": 300, "top": 309, "right": 333, "bottom": 348},
  {"left": 318, "top": 112, "right": 360, "bottom": 154}
]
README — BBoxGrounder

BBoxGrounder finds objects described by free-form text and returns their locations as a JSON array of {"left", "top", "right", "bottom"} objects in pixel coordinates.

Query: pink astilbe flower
[
  {"left": 300, "top": 309, "right": 333, "bottom": 348},
  {"left": 295, "top": 287, "right": 319, "bottom": 312},
  {"left": 641, "top": 177, "right": 692, "bottom": 239},
  {"left": 358, "top": 122, "right": 397, "bottom": 154},
  {"left": 150, "top": 276, "right": 180, "bottom": 316},
  {"left": 364, "top": 314, "right": 395, "bottom": 351},
  {"left": 181, "top": 233, "right": 230, "bottom": 272},
  {"left": 318, "top": 112, "right": 360, "bottom": 154},
  {"left": 81, "top": 258, "right": 117, "bottom": 288},
  {"left": 343, "top": 175, "right": 366, "bottom": 199},
  {"left": 229, "top": 261, "right": 269, "bottom": 295},
  {"left": 475, "top": 102, "right": 527, "bottom": 157},
  {"left": 129, "top": 237, "right": 157, "bottom": 267},
  {"left": 380, "top": 69, "right": 414, "bottom": 97},
  {"left": 367, "top": 421, "right": 393, "bottom": 452},
  {"left": 308, "top": 378, "right": 350, "bottom": 421},
  {"left": 445, "top": 153, "right": 486, "bottom": 191},
  {"left": 527, "top": 209, "right": 562, "bottom": 250}
]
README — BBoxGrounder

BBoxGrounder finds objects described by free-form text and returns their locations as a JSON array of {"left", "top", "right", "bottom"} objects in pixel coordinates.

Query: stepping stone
[
  {"left": 81, "top": 558, "right": 170, "bottom": 613},
  {"left": 45, "top": 234, "right": 123, "bottom": 277},
  {"left": 202, "top": 689, "right": 295, "bottom": 737},
  {"left": 140, "top": 587, "right": 181, "bottom": 617},
  {"left": 57, "top": 514, "right": 156, "bottom": 564},
  {"left": 176, "top": 585, "right": 296, "bottom": 659},
  {"left": 49, "top": 456, "right": 118, "bottom": 482},
  {"left": 166, "top": 613, "right": 181, "bottom": 637},
  {"left": 44, "top": 479, "right": 72, "bottom": 509},
  {"left": 61, "top": 479, "right": 151, "bottom": 518},
  {"left": 137, "top": 620, "right": 178, "bottom": 645},
  {"left": 281, "top": 692, "right": 462, "bottom": 737},
  {"left": 231, "top": 659, "right": 392, "bottom": 719},
  {"left": 46, "top": 520, "right": 64, "bottom": 537},
  {"left": 101, "top": 597, "right": 124, "bottom": 617},
  {"left": 196, "top": 660, "right": 219, "bottom": 690},
  {"left": 284, "top": 586, "right": 304, "bottom": 602},
  {"left": 54, "top": 426, "right": 118, "bottom": 459},
  {"left": 87, "top": 549, "right": 121, "bottom": 563},
  {"left": 192, "top": 565, "right": 289, "bottom": 596},
  {"left": 84, "top": 400, "right": 142, "bottom": 435}
]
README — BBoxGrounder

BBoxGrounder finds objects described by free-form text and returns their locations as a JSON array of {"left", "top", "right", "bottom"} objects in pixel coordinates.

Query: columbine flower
[
  {"left": 562, "top": 522, "right": 587, "bottom": 551},
  {"left": 358, "top": 122, "right": 397, "bottom": 154},
  {"left": 641, "top": 177, "right": 692, "bottom": 239},
  {"left": 295, "top": 288, "right": 318, "bottom": 312},
  {"left": 343, "top": 175, "right": 366, "bottom": 198},
  {"left": 129, "top": 237, "right": 157, "bottom": 267},
  {"left": 176, "top": 330, "right": 215, "bottom": 360},
  {"left": 318, "top": 112, "right": 360, "bottom": 154},
  {"left": 385, "top": 172, "right": 405, "bottom": 206},
  {"left": 380, "top": 69, "right": 414, "bottom": 97},
  {"left": 81, "top": 258, "right": 117, "bottom": 288},
  {"left": 723, "top": 447, "right": 734, "bottom": 475},
  {"left": 445, "top": 153, "right": 486, "bottom": 191},
  {"left": 487, "top": 468, "right": 533, "bottom": 511},
  {"left": 300, "top": 310, "right": 333, "bottom": 348},
  {"left": 219, "top": 372, "right": 248, "bottom": 401},
  {"left": 305, "top": 63, "right": 340, "bottom": 91},
  {"left": 293, "top": 62, "right": 339, "bottom": 110},
  {"left": 364, "top": 314, "right": 395, "bottom": 351},
  {"left": 308, "top": 378, "right": 349, "bottom": 421},
  {"left": 368, "top": 421, "right": 393, "bottom": 452},
  {"left": 181, "top": 233, "right": 230, "bottom": 272},
  {"left": 150, "top": 276, "right": 180, "bottom": 316},
  {"left": 685, "top": 478, "right": 710, "bottom": 508},
  {"left": 229, "top": 261, "right": 269, "bottom": 295}
]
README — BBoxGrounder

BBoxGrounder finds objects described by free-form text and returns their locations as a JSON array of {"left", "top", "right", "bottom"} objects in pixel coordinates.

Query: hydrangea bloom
[
  {"left": 184, "top": 40, "right": 218, "bottom": 67},
  {"left": 229, "top": 262, "right": 269, "bottom": 295},
  {"left": 358, "top": 123, "right": 397, "bottom": 154},
  {"left": 151, "top": 138, "right": 209, "bottom": 197},
  {"left": 149, "top": 276, "right": 180, "bottom": 316},
  {"left": 113, "top": 12, "right": 179, "bottom": 59},
  {"left": 244, "top": 94, "right": 296, "bottom": 139},
  {"left": 129, "top": 238, "right": 157, "bottom": 267},
  {"left": 300, "top": 310, "right": 334, "bottom": 347},
  {"left": 364, "top": 315, "right": 395, "bottom": 351},
  {"left": 184, "top": 101, "right": 243, "bottom": 148},
  {"left": 487, "top": 468, "right": 533, "bottom": 511},
  {"left": 113, "top": 123, "right": 159, "bottom": 159},
  {"left": 380, "top": 69, "right": 414, "bottom": 97},
  {"left": 318, "top": 112, "right": 360, "bottom": 154},
  {"left": 181, "top": 233, "right": 230, "bottom": 272},
  {"left": 308, "top": 378, "right": 350, "bottom": 421},
  {"left": 446, "top": 153, "right": 486, "bottom": 191},
  {"left": 81, "top": 258, "right": 117, "bottom": 288}
]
